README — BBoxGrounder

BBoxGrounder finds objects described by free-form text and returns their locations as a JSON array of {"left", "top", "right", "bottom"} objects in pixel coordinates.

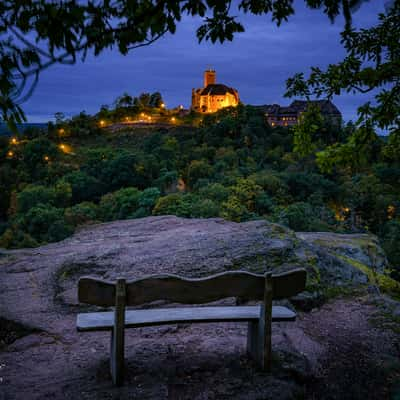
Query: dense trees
[{"left": 0, "top": 103, "right": 399, "bottom": 278}]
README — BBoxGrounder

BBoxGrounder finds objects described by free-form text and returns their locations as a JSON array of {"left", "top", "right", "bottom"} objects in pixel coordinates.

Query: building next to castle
[
  {"left": 191, "top": 69, "right": 239, "bottom": 113},
  {"left": 255, "top": 100, "right": 342, "bottom": 127}
]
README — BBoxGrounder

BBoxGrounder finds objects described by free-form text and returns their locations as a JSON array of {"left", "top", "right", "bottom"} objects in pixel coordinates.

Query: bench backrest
[{"left": 78, "top": 269, "right": 306, "bottom": 307}]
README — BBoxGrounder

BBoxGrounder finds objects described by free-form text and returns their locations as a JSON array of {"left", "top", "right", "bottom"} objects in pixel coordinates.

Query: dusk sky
[{"left": 24, "top": 1, "right": 386, "bottom": 123}]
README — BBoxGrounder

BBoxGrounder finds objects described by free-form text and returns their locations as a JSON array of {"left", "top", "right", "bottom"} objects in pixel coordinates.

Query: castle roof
[{"left": 200, "top": 84, "right": 237, "bottom": 96}]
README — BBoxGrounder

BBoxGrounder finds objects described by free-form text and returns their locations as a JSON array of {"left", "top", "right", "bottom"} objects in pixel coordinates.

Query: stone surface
[{"left": 0, "top": 216, "right": 399, "bottom": 399}]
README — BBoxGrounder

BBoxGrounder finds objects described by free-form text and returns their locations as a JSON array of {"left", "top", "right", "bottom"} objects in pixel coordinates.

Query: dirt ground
[{"left": 1, "top": 296, "right": 399, "bottom": 400}]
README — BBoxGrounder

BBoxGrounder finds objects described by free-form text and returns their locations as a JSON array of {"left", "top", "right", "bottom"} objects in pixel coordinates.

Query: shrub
[
  {"left": 99, "top": 187, "right": 141, "bottom": 221},
  {"left": 381, "top": 219, "right": 400, "bottom": 277},
  {"left": 198, "top": 183, "right": 230, "bottom": 203},
  {"left": 152, "top": 194, "right": 195, "bottom": 217},
  {"left": 64, "top": 202, "right": 99, "bottom": 226},
  {"left": 255, "top": 192, "right": 274, "bottom": 215},
  {"left": 62, "top": 171, "right": 105, "bottom": 203},
  {"left": 187, "top": 160, "right": 214, "bottom": 188},
  {"left": 191, "top": 199, "right": 220, "bottom": 218},
  {"left": 220, "top": 196, "right": 250, "bottom": 222},
  {"left": 17, "top": 185, "right": 56, "bottom": 213},
  {"left": 20, "top": 205, "right": 73, "bottom": 243},
  {"left": 0, "top": 227, "right": 38, "bottom": 249}
]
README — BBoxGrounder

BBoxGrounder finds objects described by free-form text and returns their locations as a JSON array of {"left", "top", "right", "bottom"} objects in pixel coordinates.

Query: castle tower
[{"left": 204, "top": 69, "right": 216, "bottom": 87}]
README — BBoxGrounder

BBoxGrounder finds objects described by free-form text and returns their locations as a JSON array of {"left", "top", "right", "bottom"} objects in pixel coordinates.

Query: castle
[{"left": 191, "top": 69, "right": 239, "bottom": 113}]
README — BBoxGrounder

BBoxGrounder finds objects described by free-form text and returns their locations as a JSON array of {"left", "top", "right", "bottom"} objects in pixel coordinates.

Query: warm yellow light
[
  {"left": 179, "top": 105, "right": 183, "bottom": 110},
  {"left": 388, "top": 205, "right": 395, "bottom": 219},
  {"left": 171, "top": 117, "right": 176, "bottom": 123},
  {"left": 58, "top": 128, "right": 65, "bottom": 135},
  {"left": 44, "top": 155, "right": 50, "bottom": 162},
  {"left": 343, "top": 207, "right": 350, "bottom": 213},
  {"left": 99, "top": 120, "right": 105, "bottom": 127},
  {"left": 7, "top": 150, "right": 13, "bottom": 157},
  {"left": 141, "top": 113, "right": 145, "bottom": 117},
  {"left": 59, "top": 144, "right": 65, "bottom": 150},
  {"left": 160, "top": 103, "right": 165, "bottom": 108},
  {"left": 271, "top": 122, "right": 275, "bottom": 126},
  {"left": 10, "top": 137, "right": 18, "bottom": 145}
]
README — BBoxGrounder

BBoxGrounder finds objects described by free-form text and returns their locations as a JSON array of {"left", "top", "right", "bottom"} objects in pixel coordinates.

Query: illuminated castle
[{"left": 191, "top": 69, "right": 239, "bottom": 113}]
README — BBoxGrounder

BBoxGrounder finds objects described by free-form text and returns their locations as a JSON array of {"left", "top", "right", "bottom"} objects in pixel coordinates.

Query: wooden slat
[
  {"left": 125, "top": 272, "right": 266, "bottom": 306},
  {"left": 76, "top": 305, "right": 296, "bottom": 332},
  {"left": 272, "top": 269, "right": 307, "bottom": 299},
  {"left": 78, "top": 277, "right": 115, "bottom": 306},
  {"left": 77, "top": 269, "right": 306, "bottom": 307}
]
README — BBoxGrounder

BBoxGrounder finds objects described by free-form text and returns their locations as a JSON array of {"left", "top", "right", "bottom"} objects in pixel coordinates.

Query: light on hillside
[
  {"left": 10, "top": 137, "right": 18, "bottom": 145},
  {"left": 58, "top": 128, "right": 65, "bottom": 135},
  {"left": 99, "top": 120, "right": 106, "bottom": 127},
  {"left": 171, "top": 117, "right": 176, "bottom": 123},
  {"left": 44, "top": 155, "right": 50, "bottom": 162},
  {"left": 7, "top": 151, "right": 14, "bottom": 158},
  {"left": 160, "top": 103, "right": 165, "bottom": 108}
]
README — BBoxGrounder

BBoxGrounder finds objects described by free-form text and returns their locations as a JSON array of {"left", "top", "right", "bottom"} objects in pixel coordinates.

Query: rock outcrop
[{"left": 1, "top": 216, "right": 399, "bottom": 399}]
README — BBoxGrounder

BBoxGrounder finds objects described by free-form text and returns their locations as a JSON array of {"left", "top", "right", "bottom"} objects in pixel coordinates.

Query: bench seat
[{"left": 77, "top": 305, "right": 296, "bottom": 332}]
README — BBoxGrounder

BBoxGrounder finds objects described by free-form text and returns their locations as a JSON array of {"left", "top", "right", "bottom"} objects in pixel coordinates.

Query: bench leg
[
  {"left": 110, "top": 279, "right": 126, "bottom": 386},
  {"left": 257, "top": 307, "right": 272, "bottom": 371},
  {"left": 247, "top": 321, "right": 258, "bottom": 361},
  {"left": 110, "top": 326, "right": 125, "bottom": 386}
]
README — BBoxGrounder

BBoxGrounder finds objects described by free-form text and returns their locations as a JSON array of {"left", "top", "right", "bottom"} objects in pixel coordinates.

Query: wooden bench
[{"left": 76, "top": 269, "right": 306, "bottom": 386}]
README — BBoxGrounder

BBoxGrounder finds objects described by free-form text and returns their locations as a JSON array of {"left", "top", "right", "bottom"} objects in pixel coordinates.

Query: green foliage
[
  {"left": 19, "top": 205, "right": 73, "bottom": 243},
  {"left": 273, "top": 202, "right": 335, "bottom": 232},
  {"left": 17, "top": 183, "right": 71, "bottom": 213},
  {"left": 316, "top": 124, "right": 380, "bottom": 173},
  {"left": 230, "top": 178, "right": 263, "bottom": 212},
  {"left": 152, "top": 193, "right": 197, "bottom": 217},
  {"left": 62, "top": 171, "right": 105, "bottom": 204},
  {"left": 187, "top": 159, "right": 214, "bottom": 188},
  {"left": 99, "top": 187, "right": 141, "bottom": 221},
  {"left": 292, "top": 103, "right": 324, "bottom": 158},
  {"left": 191, "top": 199, "right": 220, "bottom": 218},
  {"left": 0, "top": 90, "right": 399, "bottom": 282},
  {"left": 198, "top": 183, "right": 230, "bottom": 203},
  {"left": 220, "top": 196, "right": 250, "bottom": 222},
  {"left": 381, "top": 220, "right": 400, "bottom": 274},
  {"left": 64, "top": 202, "right": 99, "bottom": 227},
  {"left": 22, "top": 137, "right": 58, "bottom": 170},
  {"left": 0, "top": 227, "right": 38, "bottom": 249}
]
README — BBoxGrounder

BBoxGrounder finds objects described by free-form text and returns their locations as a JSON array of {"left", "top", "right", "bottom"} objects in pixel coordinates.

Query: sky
[{"left": 23, "top": 1, "right": 387, "bottom": 123}]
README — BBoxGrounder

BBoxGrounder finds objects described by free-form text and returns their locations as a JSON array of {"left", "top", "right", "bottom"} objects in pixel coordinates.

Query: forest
[{"left": 0, "top": 98, "right": 399, "bottom": 282}]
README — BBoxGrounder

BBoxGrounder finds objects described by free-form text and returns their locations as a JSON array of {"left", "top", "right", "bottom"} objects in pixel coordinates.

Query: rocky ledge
[{"left": 0, "top": 216, "right": 399, "bottom": 399}]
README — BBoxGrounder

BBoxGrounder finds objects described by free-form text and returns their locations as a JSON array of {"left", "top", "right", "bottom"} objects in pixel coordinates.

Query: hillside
[
  {"left": 1, "top": 105, "right": 399, "bottom": 284},
  {"left": 0, "top": 216, "right": 399, "bottom": 399}
]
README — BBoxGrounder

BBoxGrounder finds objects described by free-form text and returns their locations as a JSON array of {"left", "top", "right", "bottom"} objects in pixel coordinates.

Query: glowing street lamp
[
  {"left": 7, "top": 150, "right": 14, "bottom": 158},
  {"left": 10, "top": 137, "right": 18, "bottom": 145},
  {"left": 171, "top": 117, "right": 176, "bottom": 123},
  {"left": 58, "top": 128, "right": 65, "bottom": 135},
  {"left": 160, "top": 103, "right": 165, "bottom": 108},
  {"left": 44, "top": 155, "right": 50, "bottom": 162},
  {"left": 99, "top": 120, "right": 106, "bottom": 127}
]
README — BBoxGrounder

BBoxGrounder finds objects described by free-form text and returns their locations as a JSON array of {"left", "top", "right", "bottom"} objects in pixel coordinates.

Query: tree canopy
[{"left": 1, "top": 0, "right": 370, "bottom": 130}]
